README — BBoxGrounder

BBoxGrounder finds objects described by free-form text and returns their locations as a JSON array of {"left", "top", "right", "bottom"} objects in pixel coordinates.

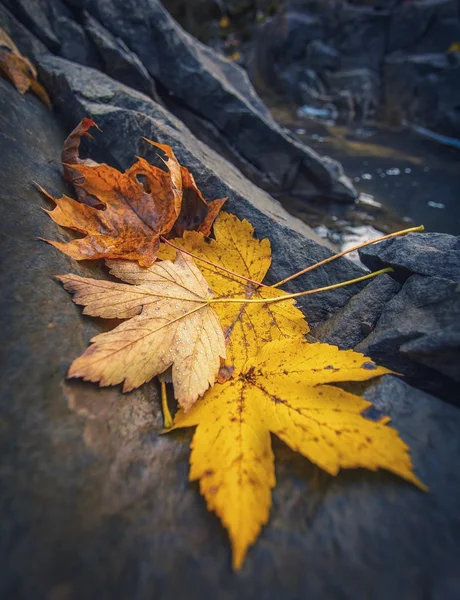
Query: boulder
[
  {"left": 311, "top": 273, "right": 401, "bottom": 348},
  {"left": 356, "top": 274, "right": 460, "bottom": 403},
  {"left": 1, "top": 0, "right": 356, "bottom": 202},
  {"left": 359, "top": 232, "right": 460, "bottom": 282},
  {"left": 383, "top": 51, "right": 460, "bottom": 137}
]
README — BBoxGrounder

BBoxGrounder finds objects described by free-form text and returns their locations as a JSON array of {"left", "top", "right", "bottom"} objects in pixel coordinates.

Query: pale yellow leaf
[{"left": 59, "top": 252, "right": 226, "bottom": 410}]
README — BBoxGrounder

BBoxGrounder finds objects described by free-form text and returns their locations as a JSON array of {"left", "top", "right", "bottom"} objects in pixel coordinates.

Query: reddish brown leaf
[
  {"left": 61, "top": 118, "right": 104, "bottom": 209},
  {"left": 40, "top": 121, "right": 184, "bottom": 266},
  {"left": 143, "top": 139, "right": 226, "bottom": 237}
]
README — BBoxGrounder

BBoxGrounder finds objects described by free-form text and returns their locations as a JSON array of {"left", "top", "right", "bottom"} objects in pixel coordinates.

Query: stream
[{"left": 269, "top": 103, "right": 460, "bottom": 256}]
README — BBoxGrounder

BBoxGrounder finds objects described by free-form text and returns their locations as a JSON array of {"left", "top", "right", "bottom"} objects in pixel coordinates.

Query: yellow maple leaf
[
  {"left": 159, "top": 212, "right": 309, "bottom": 374},
  {"left": 171, "top": 337, "right": 426, "bottom": 569},
  {"left": 59, "top": 252, "right": 226, "bottom": 410}
]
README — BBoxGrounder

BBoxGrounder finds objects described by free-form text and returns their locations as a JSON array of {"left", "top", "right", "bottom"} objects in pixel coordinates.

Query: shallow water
[{"left": 270, "top": 103, "right": 460, "bottom": 244}]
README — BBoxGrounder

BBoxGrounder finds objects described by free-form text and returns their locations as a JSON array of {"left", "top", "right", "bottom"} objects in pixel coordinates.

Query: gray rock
[
  {"left": 359, "top": 232, "right": 460, "bottom": 283},
  {"left": 402, "top": 329, "right": 460, "bottom": 383},
  {"left": 312, "top": 273, "right": 401, "bottom": 349},
  {"left": 388, "top": 0, "right": 460, "bottom": 55},
  {"left": 2, "top": 0, "right": 357, "bottom": 203},
  {"left": 83, "top": 12, "right": 160, "bottom": 102},
  {"left": 1, "top": 0, "right": 63, "bottom": 50},
  {"left": 0, "top": 3, "right": 48, "bottom": 59},
  {"left": 37, "top": 54, "right": 366, "bottom": 323},
  {"left": 383, "top": 52, "right": 460, "bottom": 137},
  {"left": 356, "top": 274, "right": 460, "bottom": 402},
  {"left": 251, "top": 0, "right": 460, "bottom": 135},
  {"left": 306, "top": 40, "right": 341, "bottom": 72}
]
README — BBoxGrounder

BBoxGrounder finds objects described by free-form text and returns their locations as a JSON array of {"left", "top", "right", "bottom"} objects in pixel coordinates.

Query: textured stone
[
  {"left": 311, "top": 273, "right": 401, "bottom": 349},
  {"left": 356, "top": 274, "right": 460, "bottom": 402},
  {"left": 83, "top": 12, "right": 159, "bottom": 100},
  {"left": 1, "top": 0, "right": 356, "bottom": 202},
  {"left": 359, "top": 232, "right": 460, "bottom": 283}
]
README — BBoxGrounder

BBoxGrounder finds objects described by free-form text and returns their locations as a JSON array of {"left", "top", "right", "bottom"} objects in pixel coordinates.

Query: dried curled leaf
[
  {"left": 159, "top": 212, "right": 309, "bottom": 373},
  {"left": 42, "top": 121, "right": 226, "bottom": 265},
  {"left": 59, "top": 252, "right": 226, "bottom": 410},
  {"left": 40, "top": 127, "right": 183, "bottom": 266},
  {"left": 172, "top": 337, "right": 426, "bottom": 569},
  {"left": 61, "top": 118, "right": 104, "bottom": 209},
  {"left": 0, "top": 27, "right": 50, "bottom": 107},
  {"left": 166, "top": 164, "right": 226, "bottom": 238}
]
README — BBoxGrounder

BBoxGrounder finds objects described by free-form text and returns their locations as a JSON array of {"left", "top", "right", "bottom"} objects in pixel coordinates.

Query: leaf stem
[
  {"left": 160, "top": 237, "right": 269, "bottom": 288},
  {"left": 210, "top": 268, "right": 393, "bottom": 305},
  {"left": 271, "top": 226, "right": 423, "bottom": 288},
  {"left": 160, "top": 380, "right": 173, "bottom": 429}
]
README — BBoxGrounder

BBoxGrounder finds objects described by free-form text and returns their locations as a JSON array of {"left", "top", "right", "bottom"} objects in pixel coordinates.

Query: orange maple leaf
[{"left": 41, "top": 120, "right": 226, "bottom": 266}]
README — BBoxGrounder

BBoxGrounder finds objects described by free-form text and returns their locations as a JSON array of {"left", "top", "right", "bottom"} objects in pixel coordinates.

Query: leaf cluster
[{"left": 40, "top": 119, "right": 426, "bottom": 569}]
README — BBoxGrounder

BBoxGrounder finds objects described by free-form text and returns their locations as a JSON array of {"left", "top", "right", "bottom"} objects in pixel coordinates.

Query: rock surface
[
  {"left": 359, "top": 231, "right": 460, "bottom": 282},
  {"left": 356, "top": 274, "right": 460, "bottom": 402},
  {"left": 311, "top": 273, "right": 401, "bottom": 348},
  {"left": 0, "top": 0, "right": 356, "bottom": 202},
  {"left": 250, "top": 0, "right": 460, "bottom": 134}
]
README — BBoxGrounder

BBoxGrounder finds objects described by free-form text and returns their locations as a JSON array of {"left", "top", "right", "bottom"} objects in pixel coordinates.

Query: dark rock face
[
  {"left": 0, "top": 0, "right": 357, "bottom": 203},
  {"left": 251, "top": 0, "right": 460, "bottom": 135},
  {"left": 83, "top": 12, "right": 160, "bottom": 102},
  {"left": 311, "top": 274, "right": 401, "bottom": 348},
  {"left": 313, "top": 231, "right": 460, "bottom": 402},
  {"left": 384, "top": 51, "right": 460, "bottom": 138},
  {"left": 359, "top": 232, "right": 460, "bottom": 282},
  {"left": 356, "top": 274, "right": 460, "bottom": 402}
]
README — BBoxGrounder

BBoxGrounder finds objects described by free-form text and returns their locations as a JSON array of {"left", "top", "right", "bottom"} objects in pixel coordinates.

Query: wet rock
[
  {"left": 311, "top": 273, "right": 401, "bottom": 349},
  {"left": 383, "top": 51, "right": 460, "bottom": 137},
  {"left": 305, "top": 40, "right": 341, "bottom": 72},
  {"left": 37, "top": 54, "right": 365, "bottom": 323},
  {"left": 83, "top": 12, "right": 160, "bottom": 102},
  {"left": 2, "top": 0, "right": 356, "bottom": 203},
  {"left": 251, "top": 0, "right": 460, "bottom": 134},
  {"left": 356, "top": 274, "right": 460, "bottom": 403},
  {"left": 359, "top": 232, "right": 460, "bottom": 283},
  {"left": 388, "top": 0, "right": 460, "bottom": 55}
]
